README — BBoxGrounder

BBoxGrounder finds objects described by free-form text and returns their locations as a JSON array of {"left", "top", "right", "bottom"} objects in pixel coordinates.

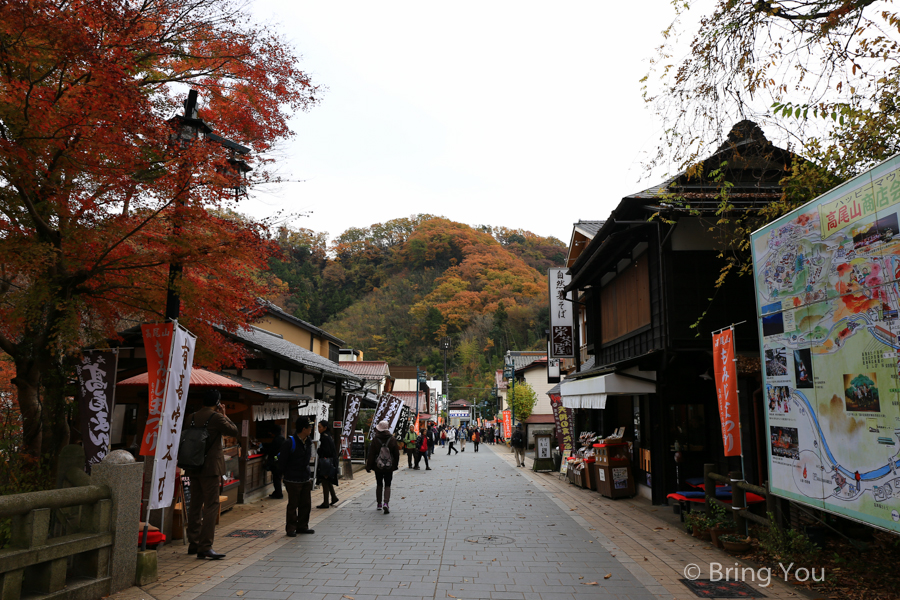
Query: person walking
[
  {"left": 316, "top": 421, "right": 339, "bottom": 509},
  {"left": 473, "top": 428, "right": 481, "bottom": 452},
  {"left": 366, "top": 420, "right": 400, "bottom": 513},
  {"left": 511, "top": 423, "right": 526, "bottom": 467},
  {"left": 280, "top": 416, "right": 315, "bottom": 536},
  {"left": 447, "top": 426, "right": 459, "bottom": 455},
  {"left": 265, "top": 424, "right": 285, "bottom": 499},
  {"left": 427, "top": 423, "right": 436, "bottom": 458},
  {"left": 440, "top": 427, "right": 447, "bottom": 447},
  {"left": 185, "top": 389, "right": 239, "bottom": 560},
  {"left": 414, "top": 429, "right": 431, "bottom": 470},
  {"left": 459, "top": 425, "right": 467, "bottom": 452},
  {"left": 403, "top": 426, "right": 418, "bottom": 468}
]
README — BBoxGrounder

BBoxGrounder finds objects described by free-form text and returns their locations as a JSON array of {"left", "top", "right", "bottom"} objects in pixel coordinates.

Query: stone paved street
[
  {"left": 193, "top": 444, "right": 659, "bottom": 600},
  {"left": 113, "top": 444, "right": 812, "bottom": 600}
]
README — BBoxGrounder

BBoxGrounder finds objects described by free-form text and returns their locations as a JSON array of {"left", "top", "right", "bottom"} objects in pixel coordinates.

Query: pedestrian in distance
[
  {"left": 511, "top": 423, "right": 526, "bottom": 467},
  {"left": 427, "top": 423, "right": 436, "bottom": 458},
  {"left": 459, "top": 425, "right": 466, "bottom": 452},
  {"left": 414, "top": 429, "right": 431, "bottom": 470},
  {"left": 315, "top": 421, "right": 339, "bottom": 509},
  {"left": 447, "top": 427, "right": 458, "bottom": 455},
  {"left": 280, "top": 416, "right": 315, "bottom": 536},
  {"left": 440, "top": 427, "right": 447, "bottom": 447},
  {"left": 366, "top": 420, "right": 400, "bottom": 513},
  {"left": 403, "top": 426, "right": 418, "bottom": 468},
  {"left": 473, "top": 428, "right": 480, "bottom": 452},
  {"left": 185, "top": 389, "right": 239, "bottom": 560},
  {"left": 264, "top": 423, "right": 285, "bottom": 499}
]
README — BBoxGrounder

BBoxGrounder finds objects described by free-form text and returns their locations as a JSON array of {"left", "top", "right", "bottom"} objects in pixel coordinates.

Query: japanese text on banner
[
  {"left": 712, "top": 328, "right": 742, "bottom": 457},
  {"left": 150, "top": 324, "right": 196, "bottom": 510},
  {"left": 140, "top": 323, "right": 174, "bottom": 456}
]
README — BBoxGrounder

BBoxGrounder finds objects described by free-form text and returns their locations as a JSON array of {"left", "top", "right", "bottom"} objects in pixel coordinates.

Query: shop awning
[
  {"left": 560, "top": 372, "right": 656, "bottom": 409},
  {"left": 118, "top": 368, "right": 241, "bottom": 388}
]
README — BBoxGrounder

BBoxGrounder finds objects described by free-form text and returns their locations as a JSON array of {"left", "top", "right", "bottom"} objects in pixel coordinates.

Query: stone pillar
[{"left": 91, "top": 450, "right": 144, "bottom": 594}]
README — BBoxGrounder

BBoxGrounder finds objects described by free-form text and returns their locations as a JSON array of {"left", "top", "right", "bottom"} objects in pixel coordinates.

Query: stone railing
[{"left": 0, "top": 449, "right": 142, "bottom": 600}]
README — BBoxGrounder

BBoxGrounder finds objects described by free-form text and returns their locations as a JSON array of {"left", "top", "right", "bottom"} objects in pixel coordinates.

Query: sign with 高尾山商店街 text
[
  {"left": 751, "top": 153, "right": 900, "bottom": 535},
  {"left": 548, "top": 268, "right": 574, "bottom": 358}
]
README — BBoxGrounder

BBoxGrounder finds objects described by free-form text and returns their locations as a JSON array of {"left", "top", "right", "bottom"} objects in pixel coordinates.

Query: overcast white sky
[{"left": 242, "top": 1, "right": 680, "bottom": 244}]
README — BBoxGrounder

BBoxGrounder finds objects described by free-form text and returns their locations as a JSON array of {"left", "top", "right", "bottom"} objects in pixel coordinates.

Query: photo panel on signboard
[{"left": 770, "top": 303, "right": 826, "bottom": 509}]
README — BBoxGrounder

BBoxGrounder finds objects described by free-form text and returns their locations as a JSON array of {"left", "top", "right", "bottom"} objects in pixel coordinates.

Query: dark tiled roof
[
  {"left": 389, "top": 391, "right": 431, "bottom": 412},
  {"left": 216, "top": 324, "right": 361, "bottom": 383},
  {"left": 340, "top": 361, "right": 390, "bottom": 380},
  {"left": 212, "top": 371, "right": 313, "bottom": 401},
  {"left": 257, "top": 298, "right": 345, "bottom": 346},
  {"left": 574, "top": 220, "right": 605, "bottom": 237},
  {"left": 506, "top": 351, "right": 546, "bottom": 370}
]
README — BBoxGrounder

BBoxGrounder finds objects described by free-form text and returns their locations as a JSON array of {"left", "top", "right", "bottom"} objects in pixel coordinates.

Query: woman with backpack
[{"left": 366, "top": 420, "right": 400, "bottom": 514}]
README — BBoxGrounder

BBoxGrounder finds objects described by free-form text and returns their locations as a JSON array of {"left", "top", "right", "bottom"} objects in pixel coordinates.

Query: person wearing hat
[
  {"left": 280, "top": 416, "right": 315, "bottom": 536},
  {"left": 511, "top": 423, "right": 526, "bottom": 467},
  {"left": 366, "top": 420, "right": 400, "bottom": 513},
  {"left": 185, "top": 389, "right": 238, "bottom": 559}
]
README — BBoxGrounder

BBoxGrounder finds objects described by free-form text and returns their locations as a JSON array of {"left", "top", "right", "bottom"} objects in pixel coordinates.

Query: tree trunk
[{"left": 12, "top": 363, "right": 43, "bottom": 461}]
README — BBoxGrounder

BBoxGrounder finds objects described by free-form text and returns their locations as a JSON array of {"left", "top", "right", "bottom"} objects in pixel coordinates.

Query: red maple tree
[{"left": 0, "top": 0, "right": 318, "bottom": 463}]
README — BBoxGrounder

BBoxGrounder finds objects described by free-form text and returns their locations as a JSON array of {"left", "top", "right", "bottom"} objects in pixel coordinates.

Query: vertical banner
[
  {"left": 340, "top": 393, "right": 363, "bottom": 459},
  {"left": 76, "top": 350, "right": 119, "bottom": 472},
  {"left": 549, "top": 393, "right": 575, "bottom": 454},
  {"left": 140, "top": 323, "right": 175, "bottom": 456},
  {"left": 549, "top": 268, "right": 574, "bottom": 358},
  {"left": 368, "top": 393, "right": 404, "bottom": 439},
  {"left": 150, "top": 324, "right": 197, "bottom": 509},
  {"left": 395, "top": 406, "right": 411, "bottom": 441},
  {"left": 502, "top": 410, "right": 512, "bottom": 439},
  {"left": 713, "top": 327, "right": 742, "bottom": 457}
]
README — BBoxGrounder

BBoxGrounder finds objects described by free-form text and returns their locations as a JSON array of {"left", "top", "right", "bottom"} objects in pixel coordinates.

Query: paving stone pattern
[{"left": 194, "top": 446, "right": 663, "bottom": 600}]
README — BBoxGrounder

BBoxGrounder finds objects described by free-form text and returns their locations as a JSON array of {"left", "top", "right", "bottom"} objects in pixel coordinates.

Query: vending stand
[{"left": 593, "top": 441, "right": 635, "bottom": 498}]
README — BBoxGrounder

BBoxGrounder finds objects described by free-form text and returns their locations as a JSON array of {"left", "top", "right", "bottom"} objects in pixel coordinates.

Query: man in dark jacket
[
  {"left": 366, "top": 420, "right": 400, "bottom": 514},
  {"left": 316, "top": 420, "right": 339, "bottom": 508},
  {"left": 185, "top": 389, "right": 239, "bottom": 560},
  {"left": 265, "top": 424, "right": 285, "bottom": 499},
  {"left": 280, "top": 416, "right": 314, "bottom": 536},
  {"left": 511, "top": 423, "right": 526, "bottom": 467},
  {"left": 426, "top": 423, "right": 436, "bottom": 458}
]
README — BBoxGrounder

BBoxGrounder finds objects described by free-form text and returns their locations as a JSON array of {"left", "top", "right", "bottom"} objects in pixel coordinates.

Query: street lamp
[
  {"left": 440, "top": 336, "right": 451, "bottom": 415},
  {"left": 504, "top": 359, "right": 516, "bottom": 426}
]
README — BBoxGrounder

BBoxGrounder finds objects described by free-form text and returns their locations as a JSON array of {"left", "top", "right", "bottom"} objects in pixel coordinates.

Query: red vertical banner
[
  {"left": 502, "top": 410, "right": 512, "bottom": 439},
  {"left": 713, "top": 328, "right": 742, "bottom": 457},
  {"left": 140, "top": 323, "right": 174, "bottom": 456}
]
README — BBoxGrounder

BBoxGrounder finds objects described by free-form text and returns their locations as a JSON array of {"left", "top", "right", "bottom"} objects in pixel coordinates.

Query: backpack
[
  {"left": 418, "top": 434, "right": 428, "bottom": 453},
  {"left": 441, "top": 430, "right": 446, "bottom": 440},
  {"left": 177, "top": 414, "right": 215, "bottom": 470},
  {"left": 376, "top": 444, "right": 393, "bottom": 470}
]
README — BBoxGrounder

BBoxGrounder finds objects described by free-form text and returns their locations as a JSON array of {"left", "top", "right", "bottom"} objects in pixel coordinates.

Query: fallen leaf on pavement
[
  {"left": 236, "top": 592, "right": 245, "bottom": 597},
  {"left": 342, "top": 597, "right": 354, "bottom": 600},
  {"left": 666, "top": 539, "right": 675, "bottom": 542},
  {"left": 604, "top": 574, "right": 612, "bottom": 580},
  {"left": 582, "top": 582, "right": 598, "bottom": 586}
]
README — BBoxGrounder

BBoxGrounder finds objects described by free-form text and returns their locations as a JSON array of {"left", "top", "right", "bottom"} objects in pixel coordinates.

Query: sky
[{"left": 242, "top": 1, "right": 680, "bottom": 244}]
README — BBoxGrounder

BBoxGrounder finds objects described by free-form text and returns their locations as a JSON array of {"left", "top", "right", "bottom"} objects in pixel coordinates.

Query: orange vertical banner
[
  {"left": 140, "top": 323, "right": 174, "bottom": 456},
  {"left": 502, "top": 410, "right": 512, "bottom": 439},
  {"left": 713, "top": 327, "right": 742, "bottom": 457}
]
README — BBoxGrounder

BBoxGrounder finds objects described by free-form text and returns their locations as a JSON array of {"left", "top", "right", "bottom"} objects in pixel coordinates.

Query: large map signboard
[{"left": 751, "top": 154, "right": 900, "bottom": 533}]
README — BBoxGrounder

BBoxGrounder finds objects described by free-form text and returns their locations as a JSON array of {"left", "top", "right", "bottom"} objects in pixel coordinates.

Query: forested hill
[{"left": 268, "top": 215, "right": 566, "bottom": 389}]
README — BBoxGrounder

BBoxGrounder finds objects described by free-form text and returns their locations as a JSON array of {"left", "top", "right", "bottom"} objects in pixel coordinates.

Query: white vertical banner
[
  {"left": 549, "top": 268, "right": 575, "bottom": 358},
  {"left": 150, "top": 323, "right": 197, "bottom": 510}
]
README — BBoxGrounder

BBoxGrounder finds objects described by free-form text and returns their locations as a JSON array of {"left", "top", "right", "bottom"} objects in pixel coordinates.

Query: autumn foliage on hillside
[{"left": 270, "top": 216, "right": 565, "bottom": 401}]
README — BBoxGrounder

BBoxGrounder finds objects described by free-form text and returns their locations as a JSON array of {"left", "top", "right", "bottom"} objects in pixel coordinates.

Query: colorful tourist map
[{"left": 752, "top": 154, "right": 900, "bottom": 534}]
